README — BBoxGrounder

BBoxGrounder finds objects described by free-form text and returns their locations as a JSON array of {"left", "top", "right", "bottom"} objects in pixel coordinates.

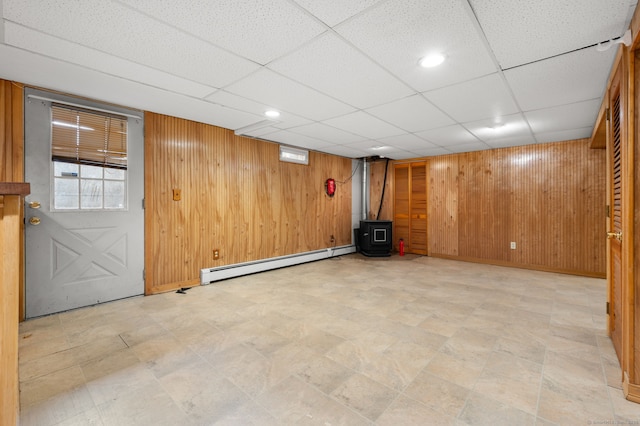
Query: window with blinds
[{"left": 51, "top": 104, "right": 128, "bottom": 210}]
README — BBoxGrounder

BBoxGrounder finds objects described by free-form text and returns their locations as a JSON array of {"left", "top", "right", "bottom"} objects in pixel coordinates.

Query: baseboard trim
[{"left": 200, "top": 245, "right": 356, "bottom": 284}]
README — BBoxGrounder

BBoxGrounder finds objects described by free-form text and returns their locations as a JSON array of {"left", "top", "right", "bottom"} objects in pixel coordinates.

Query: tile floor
[{"left": 17, "top": 255, "right": 640, "bottom": 425}]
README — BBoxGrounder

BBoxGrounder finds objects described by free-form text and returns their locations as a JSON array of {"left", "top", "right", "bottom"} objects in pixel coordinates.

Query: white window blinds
[{"left": 51, "top": 104, "right": 128, "bottom": 169}]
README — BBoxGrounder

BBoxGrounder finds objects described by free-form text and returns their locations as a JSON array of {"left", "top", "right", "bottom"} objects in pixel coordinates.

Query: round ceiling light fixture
[
  {"left": 419, "top": 53, "right": 445, "bottom": 68},
  {"left": 265, "top": 110, "right": 280, "bottom": 118}
]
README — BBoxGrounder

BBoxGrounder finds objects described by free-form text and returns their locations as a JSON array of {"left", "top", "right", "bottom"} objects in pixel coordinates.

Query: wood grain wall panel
[
  {"left": 0, "top": 80, "right": 24, "bottom": 182},
  {"left": 428, "top": 156, "right": 459, "bottom": 256},
  {"left": 369, "top": 160, "right": 393, "bottom": 220},
  {"left": 423, "top": 140, "right": 606, "bottom": 276},
  {"left": 144, "top": 113, "right": 352, "bottom": 293}
]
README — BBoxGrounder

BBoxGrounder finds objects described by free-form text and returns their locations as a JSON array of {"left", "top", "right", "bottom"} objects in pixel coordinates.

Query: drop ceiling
[{"left": 0, "top": 0, "right": 636, "bottom": 159}]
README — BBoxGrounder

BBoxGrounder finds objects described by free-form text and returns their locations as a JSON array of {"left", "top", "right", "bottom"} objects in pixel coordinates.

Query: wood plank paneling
[
  {"left": 369, "top": 159, "right": 393, "bottom": 220},
  {"left": 144, "top": 113, "right": 353, "bottom": 293},
  {"left": 379, "top": 140, "right": 606, "bottom": 276},
  {"left": 0, "top": 80, "right": 25, "bottom": 426}
]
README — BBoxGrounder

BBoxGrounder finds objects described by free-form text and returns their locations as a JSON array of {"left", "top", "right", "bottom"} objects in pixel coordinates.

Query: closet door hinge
[{"left": 606, "top": 302, "right": 610, "bottom": 315}]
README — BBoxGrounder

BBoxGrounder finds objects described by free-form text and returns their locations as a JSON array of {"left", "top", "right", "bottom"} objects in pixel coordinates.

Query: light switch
[{"left": 172, "top": 189, "right": 181, "bottom": 201}]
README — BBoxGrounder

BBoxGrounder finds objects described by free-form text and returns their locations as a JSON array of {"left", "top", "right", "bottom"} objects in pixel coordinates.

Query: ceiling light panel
[
  {"left": 336, "top": 0, "right": 497, "bottom": 92},
  {"left": 504, "top": 47, "right": 616, "bottom": 111},
  {"left": 116, "top": 0, "right": 326, "bottom": 65},
  {"left": 292, "top": 0, "right": 384, "bottom": 27},
  {"left": 323, "top": 111, "right": 405, "bottom": 139},
  {"left": 3, "top": 0, "right": 260, "bottom": 87},
  {"left": 224, "top": 68, "right": 356, "bottom": 121},
  {"left": 469, "top": 0, "right": 631, "bottom": 69},
  {"left": 424, "top": 73, "right": 519, "bottom": 123},
  {"left": 269, "top": 32, "right": 413, "bottom": 109},
  {"left": 365, "top": 94, "right": 454, "bottom": 133}
]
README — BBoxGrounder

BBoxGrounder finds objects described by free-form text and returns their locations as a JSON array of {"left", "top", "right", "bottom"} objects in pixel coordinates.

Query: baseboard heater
[{"left": 200, "top": 244, "right": 356, "bottom": 284}]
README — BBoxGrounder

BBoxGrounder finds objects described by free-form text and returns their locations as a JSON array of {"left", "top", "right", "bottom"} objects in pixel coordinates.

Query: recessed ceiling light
[
  {"left": 419, "top": 53, "right": 445, "bottom": 68},
  {"left": 265, "top": 110, "right": 280, "bottom": 118},
  {"left": 371, "top": 145, "right": 385, "bottom": 150}
]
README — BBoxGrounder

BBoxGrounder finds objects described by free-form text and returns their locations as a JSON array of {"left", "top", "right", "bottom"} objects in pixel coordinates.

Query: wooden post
[{"left": 0, "top": 183, "right": 30, "bottom": 426}]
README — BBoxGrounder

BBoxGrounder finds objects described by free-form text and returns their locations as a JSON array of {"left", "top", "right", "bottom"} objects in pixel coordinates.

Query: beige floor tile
[
  {"left": 458, "top": 392, "right": 536, "bottom": 426},
  {"left": 257, "top": 376, "right": 343, "bottom": 424},
  {"left": 424, "top": 351, "right": 485, "bottom": 389},
  {"left": 96, "top": 380, "right": 188, "bottom": 426},
  {"left": 297, "top": 354, "right": 355, "bottom": 394},
  {"left": 330, "top": 373, "right": 398, "bottom": 421},
  {"left": 376, "top": 395, "right": 456, "bottom": 426},
  {"left": 17, "top": 256, "right": 632, "bottom": 425},
  {"left": 404, "top": 372, "right": 470, "bottom": 418}
]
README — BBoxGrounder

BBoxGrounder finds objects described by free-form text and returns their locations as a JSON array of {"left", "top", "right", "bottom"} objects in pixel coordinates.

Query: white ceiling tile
[
  {"left": 535, "top": 127, "right": 594, "bottom": 144},
  {"left": 377, "top": 148, "right": 417, "bottom": 160},
  {"left": 261, "top": 130, "right": 335, "bottom": 151},
  {"left": 117, "top": 0, "right": 326, "bottom": 64},
  {"left": 410, "top": 147, "right": 452, "bottom": 157},
  {"left": 445, "top": 143, "right": 492, "bottom": 153},
  {"left": 320, "top": 145, "right": 369, "bottom": 158},
  {"left": 269, "top": 32, "right": 412, "bottom": 109},
  {"left": 504, "top": 47, "right": 616, "bottom": 111},
  {"left": 288, "top": 123, "right": 366, "bottom": 144},
  {"left": 4, "top": 22, "right": 216, "bottom": 99},
  {"left": 240, "top": 126, "right": 281, "bottom": 138},
  {"left": 376, "top": 133, "right": 438, "bottom": 151},
  {"left": 485, "top": 135, "right": 538, "bottom": 149},
  {"left": 464, "top": 114, "right": 532, "bottom": 144},
  {"left": 206, "top": 90, "right": 312, "bottom": 129},
  {"left": 416, "top": 125, "right": 479, "bottom": 147},
  {"left": 336, "top": 0, "right": 497, "bottom": 92},
  {"left": 224, "top": 68, "right": 356, "bottom": 121},
  {"left": 323, "top": 111, "right": 405, "bottom": 139},
  {"left": 4, "top": 0, "right": 260, "bottom": 87},
  {"left": 469, "top": 0, "right": 631, "bottom": 69},
  {"left": 524, "top": 99, "right": 600, "bottom": 133},
  {"left": 365, "top": 94, "right": 454, "bottom": 132},
  {"left": 292, "top": 0, "right": 384, "bottom": 27},
  {"left": 0, "top": 44, "right": 261, "bottom": 131},
  {"left": 424, "top": 73, "right": 519, "bottom": 123}
]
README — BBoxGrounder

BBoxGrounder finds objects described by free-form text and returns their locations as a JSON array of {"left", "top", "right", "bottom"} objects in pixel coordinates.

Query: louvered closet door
[
  {"left": 608, "top": 66, "right": 623, "bottom": 365},
  {"left": 410, "top": 163, "right": 428, "bottom": 255},
  {"left": 394, "top": 164, "right": 410, "bottom": 252},
  {"left": 393, "top": 162, "right": 428, "bottom": 255}
]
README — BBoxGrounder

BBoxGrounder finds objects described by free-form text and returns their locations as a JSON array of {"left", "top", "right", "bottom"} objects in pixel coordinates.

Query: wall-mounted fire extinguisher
[
  {"left": 325, "top": 178, "right": 336, "bottom": 197},
  {"left": 399, "top": 238, "right": 405, "bottom": 256}
]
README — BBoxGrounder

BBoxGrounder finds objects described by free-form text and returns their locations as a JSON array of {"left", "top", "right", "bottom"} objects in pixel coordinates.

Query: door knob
[
  {"left": 29, "top": 217, "right": 41, "bottom": 225},
  {"left": 28, "top": 201, "right": 41, "bottom": 209}
]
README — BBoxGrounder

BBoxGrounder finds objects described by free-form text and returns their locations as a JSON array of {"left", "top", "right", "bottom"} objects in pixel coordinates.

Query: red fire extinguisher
[
  {"left": 399, "top": 239, "right": 405, "bottom": 256},
  {"left": 325, "top": 178, "right": 336, "bottom": 197}
]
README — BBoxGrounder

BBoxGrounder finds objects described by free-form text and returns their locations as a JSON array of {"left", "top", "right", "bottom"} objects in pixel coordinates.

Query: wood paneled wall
[
  {"left": 368, "top": 159, "right": 393, "bottom": 220},
  {"left": 0, "top": 80, "right": 24, "bottom": 182},
  {"left": 374, "top": 139, "right": 606, "bottom": 276},
  {"left": 144, "top": 113, "right": 353, "bottom": 293},
  {"left": 0, "top": 80, "right": 24, "bottom": 426}
]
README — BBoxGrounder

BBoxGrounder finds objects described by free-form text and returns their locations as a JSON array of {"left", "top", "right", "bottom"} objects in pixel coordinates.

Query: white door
[{"left": 24, "top": 88, "right": 144, "bottom": 318}]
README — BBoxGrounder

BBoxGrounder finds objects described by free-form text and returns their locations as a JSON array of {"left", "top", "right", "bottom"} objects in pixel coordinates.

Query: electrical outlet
[
  {"left": 172, "top": 188, "right": 181, "bottom": 201},
  {"left": 510, "top": 242, "right": 516, "bottom": 250},
  {"left": 213, "top": 249, "right": 220, "bottom": 259}
]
